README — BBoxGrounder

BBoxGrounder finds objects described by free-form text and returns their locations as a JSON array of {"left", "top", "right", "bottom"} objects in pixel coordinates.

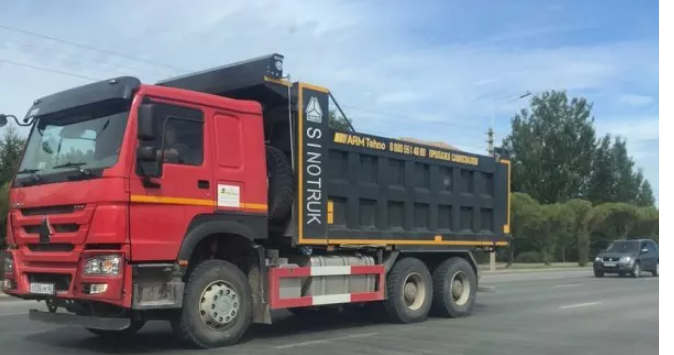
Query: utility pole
[{"left": 486, "top": 91, "right": 531, "bottom": 272}]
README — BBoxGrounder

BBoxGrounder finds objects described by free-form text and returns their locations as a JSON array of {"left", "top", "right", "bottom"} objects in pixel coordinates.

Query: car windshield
[
  {"left": 605, "top": 241, "right": 640, "bottom": 253},
  {"left": 16, "top": 101, "right": 129, "bottom": 179}
]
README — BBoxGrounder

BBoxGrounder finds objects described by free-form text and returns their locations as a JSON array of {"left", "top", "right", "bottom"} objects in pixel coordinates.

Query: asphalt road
[{"left": 0, "top": 269, "right": 659, "bottom": 355}]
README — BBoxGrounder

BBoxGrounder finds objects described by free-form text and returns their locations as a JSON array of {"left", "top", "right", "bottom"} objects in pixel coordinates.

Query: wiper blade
[
  {"left": 16, "top": 168, "right": 42, "bottom": 180},
  {"left": 52, "top": 162, "right": 88, "bottom": 170}
]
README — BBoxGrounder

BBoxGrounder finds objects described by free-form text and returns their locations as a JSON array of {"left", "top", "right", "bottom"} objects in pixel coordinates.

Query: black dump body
[{"left": 158, "top": 54, "right": 510, "bottom": 250}]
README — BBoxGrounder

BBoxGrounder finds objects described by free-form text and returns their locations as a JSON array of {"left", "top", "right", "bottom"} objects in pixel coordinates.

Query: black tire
[
  {"left": 652, "top": 261, "right": 659, "bottom": 277},
  {"left": 383, "top": 258, "right": 433, "bottom": 324},
  {"left": 266, "top": 146, "right": 294, "bottom": 224},
  {"left": 594, "top": 270, "right": 604, "bottom": 278},
  {"left": 173, "top": 260, "right": 252, "bottom": 349},
  {"left": 631, "top": 262, "right": 641, "bottom": 278},
  {"left": 86, "top": 320, "right": 145, "bottom": 338},
  {"left": 431, "top": 257, "right": 477, "bottom": 318}
]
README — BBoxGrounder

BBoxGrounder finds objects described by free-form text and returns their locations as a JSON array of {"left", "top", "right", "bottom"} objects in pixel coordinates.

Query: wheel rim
[
  {"left": 450, "top": 271, "right": 471, "bottom": 306},
  {"left": 402, "top": 272, "right": 426, "bottom": 311},
  {"left": 199, "top": 280, "right": 240, "bottom": 329}
]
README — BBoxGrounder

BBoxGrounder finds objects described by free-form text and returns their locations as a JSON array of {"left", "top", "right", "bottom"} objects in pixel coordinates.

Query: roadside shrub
[{"left": 514, "top": 251, "right": 543, "bottom": 263}]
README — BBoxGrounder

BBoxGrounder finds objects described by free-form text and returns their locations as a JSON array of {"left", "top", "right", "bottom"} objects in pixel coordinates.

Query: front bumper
[
  {"left": 29, "top": 309, "right": 131, "bottom": 331},
  {"left": 593, "top": 260, "right": 634, "bottom": 273},
  {"left": 2, "top": 247, "right": 132, "bottom": 308}
]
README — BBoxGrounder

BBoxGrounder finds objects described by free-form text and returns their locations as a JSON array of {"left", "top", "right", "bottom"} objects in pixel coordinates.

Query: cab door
[{"left": 129, "top": 100, "right": 213, "bottom": 261}]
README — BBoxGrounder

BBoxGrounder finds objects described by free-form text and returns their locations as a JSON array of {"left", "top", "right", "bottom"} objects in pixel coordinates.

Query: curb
[{"left": 480, "top": 267, "right": 591, "bottom": 274}]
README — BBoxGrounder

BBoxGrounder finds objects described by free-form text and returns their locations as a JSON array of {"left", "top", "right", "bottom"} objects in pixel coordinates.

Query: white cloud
[{"left": 616, "top": 93, "right": 656, "bottom": 107}]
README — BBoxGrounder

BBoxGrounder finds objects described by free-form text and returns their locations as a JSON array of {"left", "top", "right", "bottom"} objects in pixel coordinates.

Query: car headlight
[
  {"left": 619, "top": 256, "right": 632, "bottom": 264},
  {"left": 3, "top": 256, "right": 13, "bottom": 274},
  {"left": 84, "top": 255, "right": 122, "bottom": 276}
]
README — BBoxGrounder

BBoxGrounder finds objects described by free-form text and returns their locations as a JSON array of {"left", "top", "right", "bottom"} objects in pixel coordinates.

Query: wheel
[
  {"left": 86, "top": 320, "right": 145, "bottom": 338},
  {"left": 652, "top": 262, "right": 659, "bottom": 277},
  {"left": 631, "top": 262, "right": 641, "bottom": 278},
  {"left": 431, "top": 257, "right": 477, "bottom": 318},
  {"left": 594, "top": 270, "right": 604, "bottom": 278},
  {"left": 173, "top": 260, "right": 252, "bottom": 349},
  {"left": 383, "top": 258, "right": 433, "bottom": 324},
  {"left": 266, "top": 146, "right": 294, "bottom": 224}
]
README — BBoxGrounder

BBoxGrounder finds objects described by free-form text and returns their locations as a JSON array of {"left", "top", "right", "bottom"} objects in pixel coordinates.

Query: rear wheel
[
  {"left": 431, "top": 257, "right": 477, "bottom": 318},
  {"left": 86, "top": 320, "right": 145, "bottom": 338},
  {"left": 173, "top": 260, "right": 252, "bottom": 349},
  {"left": 383, "top": 258, "right": 433, "bottom": 324}
]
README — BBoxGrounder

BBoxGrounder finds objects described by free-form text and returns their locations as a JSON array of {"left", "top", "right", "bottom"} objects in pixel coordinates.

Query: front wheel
[
  {"left": 383, "top": 258, "right": 433, "bottom": 324},
  {"left": 631, "top": 262, "right": 641, "bottom": 278},
  {"left": 173, "top": 259, "right": 253, "bottom": 349}
]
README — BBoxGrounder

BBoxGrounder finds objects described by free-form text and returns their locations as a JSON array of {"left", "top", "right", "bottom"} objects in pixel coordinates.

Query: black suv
[{"left": 593, "top": 239, "right": 659, "bottom": 278}]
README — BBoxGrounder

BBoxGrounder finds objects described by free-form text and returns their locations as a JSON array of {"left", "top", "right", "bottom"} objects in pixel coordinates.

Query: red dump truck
[{"left": 1, "top": 54, "right": 510, "bottom": 348}]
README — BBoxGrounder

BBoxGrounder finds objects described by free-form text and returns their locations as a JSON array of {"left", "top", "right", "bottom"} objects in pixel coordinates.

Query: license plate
[
  {"left": 603, "top": 262, "right": 617, "bottom": 267},
  {"left": 30, "top": 283, "right": 54, "bottom": 295}
]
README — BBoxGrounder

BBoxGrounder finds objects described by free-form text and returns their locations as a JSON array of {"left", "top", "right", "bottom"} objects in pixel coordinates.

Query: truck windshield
[{"left": 16, "top": 101, "right": 129, "bottom": 185}]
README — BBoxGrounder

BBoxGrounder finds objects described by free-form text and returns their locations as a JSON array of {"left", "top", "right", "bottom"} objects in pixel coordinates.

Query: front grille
[
  {"left": 28, "top": 273, "right": 72, "bottom": 292},
  {"left": 24, "top": 224, "right": 79, "bottom": 234},
  {"left": 27, "top": 244, "right": 75, "bottom": 252},
  {"left": 603, "top": 257, "right": 619, "bottom": 262},
  {"left": 21, "top": 205, "right": 76, "bottom": 216}
]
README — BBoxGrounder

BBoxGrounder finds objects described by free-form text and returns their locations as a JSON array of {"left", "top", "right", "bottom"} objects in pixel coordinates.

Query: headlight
[
  {"left": 3, "top": 256, "right": 13, "bottom": 274},
  {"left": 84, "top": 255, "right": 122, "bottom": 276},
  {"left": 619, "top": 256, "right": 632, "bottom": 264}
]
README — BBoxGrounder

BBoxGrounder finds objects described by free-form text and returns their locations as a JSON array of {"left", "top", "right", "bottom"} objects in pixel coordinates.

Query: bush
[{"left": 515, "top": 251, "right": 543, "bottom": 263}]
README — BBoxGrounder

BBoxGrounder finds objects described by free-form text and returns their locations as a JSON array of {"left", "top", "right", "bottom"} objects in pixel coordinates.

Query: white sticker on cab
[{"left": 217, "top": 184, "right": 240, "bottom": 208}]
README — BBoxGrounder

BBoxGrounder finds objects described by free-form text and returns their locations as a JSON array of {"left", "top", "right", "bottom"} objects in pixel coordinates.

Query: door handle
[{"left": 197, "top": 180, "right": 210, "bottom": 189}]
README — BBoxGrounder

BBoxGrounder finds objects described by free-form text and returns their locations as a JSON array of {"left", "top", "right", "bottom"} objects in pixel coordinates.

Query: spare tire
[{"left": 266, "top": 146, "right": 294, "bottom": 224}]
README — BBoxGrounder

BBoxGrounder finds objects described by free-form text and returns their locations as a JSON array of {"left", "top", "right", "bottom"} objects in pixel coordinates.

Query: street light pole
[{"left": 487, "top": 91, "right": 531, "bottom": 272}]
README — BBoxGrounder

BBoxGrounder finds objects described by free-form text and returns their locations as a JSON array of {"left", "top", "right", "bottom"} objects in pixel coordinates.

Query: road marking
[
  {"left": 559, "top": 301, "right": 602, "bottom": 310},
  {"left": 554, "top": 283, "right": 582, "bottom": 288},
  {"left": 273, "top": 332, "right": 379, "bottom": 349}
]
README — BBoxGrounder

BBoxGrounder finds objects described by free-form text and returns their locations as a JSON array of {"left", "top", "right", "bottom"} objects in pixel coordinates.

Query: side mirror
[
  {"left": 137, "top": 104, "right": 155, "bottom": 140},
  {"left": 136, "top": 146, "right": 156, "bottom": 161}
]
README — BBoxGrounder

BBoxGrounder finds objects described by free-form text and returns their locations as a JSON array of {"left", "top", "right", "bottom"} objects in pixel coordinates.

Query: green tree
[
  {"left": 629, "top": 206, "right": 659, "bottom": 240},
  {"left": 503, "top": 90, "right": 596, "bottom": 204},
  {"left": 0, "top": 182, "right": 9, "bottom": 249},
  {"left": 549, "top": 203, "right": 576, "bottom": 263},
  {"left": 329, "top": 110, "right": 353, "bottom": 131},
  {"left": 635, "top": 180, "right": 655, "bottom": 207},
  {"left": 587, "top": 135, "right": 655, "bottom": 206},
  {"left": 509, "top": 192, "right": 541, "bottom": 265},
  {"left": 0, "top": 124, "right": 26, "bottom": 186},
  {"left": 588, "top": 203, "right": 640, "bottom": 241},
  {"left": 565, "top": 199, "right": 593, "bottom": 266}
]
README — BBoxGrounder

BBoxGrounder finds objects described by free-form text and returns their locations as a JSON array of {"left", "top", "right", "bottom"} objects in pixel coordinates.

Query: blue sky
[{"left": 0, "top": 0, "right": 659, "bottom": 201}]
